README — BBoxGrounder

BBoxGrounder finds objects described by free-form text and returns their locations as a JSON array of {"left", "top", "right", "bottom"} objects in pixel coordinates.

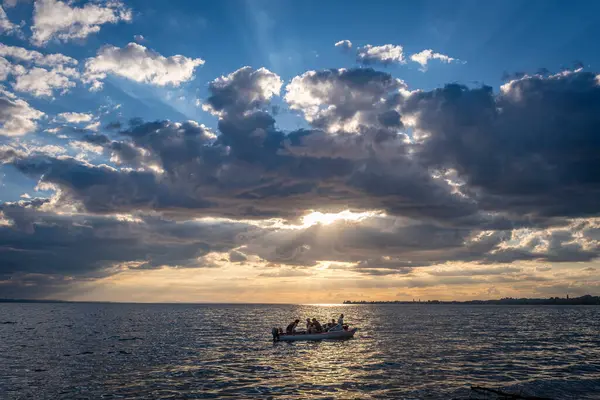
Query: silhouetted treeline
[{"left": 343, "top": 295, "right": 600, "bottom": 305}]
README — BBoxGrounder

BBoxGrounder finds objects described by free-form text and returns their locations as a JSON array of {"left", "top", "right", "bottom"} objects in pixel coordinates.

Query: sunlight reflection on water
[{"left": 1, "top": 303, "right": 599, "bottom": 399}]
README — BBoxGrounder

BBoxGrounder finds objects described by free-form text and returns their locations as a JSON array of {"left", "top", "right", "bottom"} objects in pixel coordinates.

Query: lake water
[{"left": 1, "top": 303, "right": 599, "bottom": 399}]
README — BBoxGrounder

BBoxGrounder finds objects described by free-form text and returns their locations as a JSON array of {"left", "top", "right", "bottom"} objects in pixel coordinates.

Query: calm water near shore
[{"left": 1, "top": 303, "right": 599, "bottom": 399}]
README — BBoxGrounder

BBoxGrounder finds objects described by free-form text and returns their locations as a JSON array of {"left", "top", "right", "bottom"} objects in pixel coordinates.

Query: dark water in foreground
[{"left": 1, "top": 304, "right": 600, "bottom": 399}]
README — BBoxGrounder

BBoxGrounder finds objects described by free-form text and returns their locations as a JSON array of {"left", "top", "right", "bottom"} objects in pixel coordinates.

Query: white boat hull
[{"left": 275, "top": 328, "right": 358, "bottom": 341}]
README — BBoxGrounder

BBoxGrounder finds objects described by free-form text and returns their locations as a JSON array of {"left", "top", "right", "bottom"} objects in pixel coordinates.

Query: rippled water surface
[{"left": 1, "top": 303, "right": 600, "bottom": 399}]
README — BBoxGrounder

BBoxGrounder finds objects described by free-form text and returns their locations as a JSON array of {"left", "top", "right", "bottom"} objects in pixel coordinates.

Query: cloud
[
  {"left": 357, "top": 44, "right": 405, "bottom": 65},
  {"left": 427, "top": 266, "right": 523, "bottom": 276},
  {"left": 3, "top": 0, "right": 30, "bottom": 8},
  {"left": 83, "top": 43, "right": 205, "bottom": 90},
  {"left": 3, "top": 65, "right": 600, "bottom": 298},
  {"left": 58, "top": 112, "right": 93, "bottom": 123},
  {"left": 0, "top": 44, "right": 80, "bottom": 97},
  {"left": 6, "top": 155, "right": 216, "bottom": 214},
  {"left": 228, "top": 250, "right": 247, "bottom": 262},
  {"left": 0, "top": 201, "right": 257, "bottom": 297},
  {"left": 0, "top": 56, "right": 12, "bottom": 80},
  {"left": 0, "top": 43, "right": 77, "bottom": 67},
  {"left": 12, "top": 65, "right": 78, "bottom": 97},
  {"left": 481, "top": 220, "right": 600, "bottom": 264},
  {"left": 85, "top": 121, "right": 100, "bottom": 131},
  {"left": 334, "top": 40, "right": 352, "bottom": 51},
  {"left": 410, "top": 49, "right": 460, "bottom": 70},
  {"left": 404, "top": 68, "right": 600, "bottom": 220},
  {"left": 7, "top": 66, "right": 599, "bottom": 229},
  {"left": 0, "top": 88, "right": 44, "bottom": 136},
  {"left": 259, "top": 268, "right": 311, "bottom": 278},
  {"left": 133, "top": 34, "right": 145, "bottom": 43},
  {"left": 285, "top": 67, "right": 407, "bottom": 133},
  {"left": 31, "top": 0, "right": 131, "bottom": 46},
  {"left": 239, "top": 215, "right": 495, "bottom": 270},
  {"left": 1, "top": 67, "right": 477, "bottom": 225},
  {"left": 0, "top": 5, "right": 20, "bottom": 36},
  {"left": 204, "top": 66, "right": 282, "bottom": 116}
]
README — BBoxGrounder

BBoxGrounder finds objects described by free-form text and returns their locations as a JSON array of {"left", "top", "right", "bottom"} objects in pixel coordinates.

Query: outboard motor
[{"left": 271, "top": 327, "right": 280, "bottom": 341}]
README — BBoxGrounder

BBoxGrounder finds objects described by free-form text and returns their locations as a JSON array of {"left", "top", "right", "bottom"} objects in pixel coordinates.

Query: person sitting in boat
[
  {"left": 286, "top": 319, "right": 300, "bottom": 334},
  {"left": 305, "top": 318, "right": 312, "bottom": 333},
  {"left": 329, "top": 314, "right": 345, "bottom": 331},
  {"left": 329, "top": 319, "right": 336, "bottom": 329},
  {"left": 311, "top": 318, "right": 323, "bottom": 333}
]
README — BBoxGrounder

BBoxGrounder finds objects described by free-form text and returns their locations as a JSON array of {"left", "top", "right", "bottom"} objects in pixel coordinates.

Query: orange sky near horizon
[{"left": 61, "top": 256, "right": 600, "bottom": 304}]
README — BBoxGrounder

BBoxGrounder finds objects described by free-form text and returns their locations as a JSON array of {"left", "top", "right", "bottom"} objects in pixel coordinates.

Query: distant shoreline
[{"left": 343, "top": 295, "right": 600, "bottom": 305}]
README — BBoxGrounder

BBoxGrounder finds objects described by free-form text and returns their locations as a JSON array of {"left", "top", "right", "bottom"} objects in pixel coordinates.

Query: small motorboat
[{"left": 272, "top": 327, "right": 358, "bottom": 341}]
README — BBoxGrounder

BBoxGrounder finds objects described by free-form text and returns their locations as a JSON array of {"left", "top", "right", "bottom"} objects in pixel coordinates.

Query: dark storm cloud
[
  {"left": 405, "top": 69, "right": 600, "bottom": 220},
  {"left": 0, "top": 201, "right": 257, "bottom": 296},
  {"left": 0, "top": 273, "right": 83, "bottom": 300},
  {"left": 79, "top": 133, "right": 146, "bottom": 165},
  {"left": 240, "top": 217, "right": 482, "bottom": 269},
  {"left": 105, "top": 121, "right": 122, "bottom": 130},
  {"left": 8, "top": 155, "right": 214, "bottom": 213},
  {"left": 480, "top": 223, "right": 600, "bottom": 264},
  {"left": 238, "top": 215, "right": 600, "bottom": 274}
]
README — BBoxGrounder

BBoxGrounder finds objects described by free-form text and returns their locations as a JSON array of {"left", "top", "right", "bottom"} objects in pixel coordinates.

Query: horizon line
[{"left": 1, "top": 294, "right": 598, "bottom": 305}]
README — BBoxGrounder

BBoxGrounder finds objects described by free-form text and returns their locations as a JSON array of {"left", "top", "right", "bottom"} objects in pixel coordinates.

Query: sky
[{"left": 1, "top": 0, "right": 600, "bottom": 303}]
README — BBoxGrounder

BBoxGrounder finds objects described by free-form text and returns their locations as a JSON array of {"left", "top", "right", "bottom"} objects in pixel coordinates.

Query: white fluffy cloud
[
  {"left": 0, "top": 88, "right": 44, "bottom": 136},
  {"left": 410, "top": 49, "right": 459, "bottom": 70},
  {"left": 84, "top": 120, "right": 100, "bottom": 131},
  {"left": 285, "top": 68, "right": 407, "bottom": 133},
  {"left": 0, "top": 56, "right": 12, "bottom": 80},
  {"left": 83, "top": 43, "right": 205, "bottom": 90},
  {"left": 334, "top": 40, "right": 352, "bottom": 51},
  {"left": 31, "top": 0, "right": 131, "bottom": 46},
  {"left": 12, "top": 65, "right": 78, "bottom": 97},
  {"left": 0, "top": 5, "right": 20, "bottom": 36},
  {"left": 58, "top": 112, "right": 93, "bottom": 123},
  {"left": 357, "top": 44, "right": 405, "bottom": 65},
  {"left": 0, "top": 44, "right": 80, "bottom": 97},
  {"left": 204, "top": 66, "right": 282, "bottom": 116},
  {"left": 0, "top": 43, "right": 77, "bottom": 66}
]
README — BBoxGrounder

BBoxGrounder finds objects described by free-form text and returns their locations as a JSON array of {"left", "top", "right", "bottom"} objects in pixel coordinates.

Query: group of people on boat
[{"left": 284, "top": 314, "right": 346, "bottom": 335}]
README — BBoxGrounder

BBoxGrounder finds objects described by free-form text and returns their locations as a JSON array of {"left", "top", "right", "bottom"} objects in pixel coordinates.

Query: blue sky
[
  {"left": 1, "top": 0, "right": 600, "bottom": 301},
  {"left": 3, "top": 1, "right": 599, "bottom": 117}
]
